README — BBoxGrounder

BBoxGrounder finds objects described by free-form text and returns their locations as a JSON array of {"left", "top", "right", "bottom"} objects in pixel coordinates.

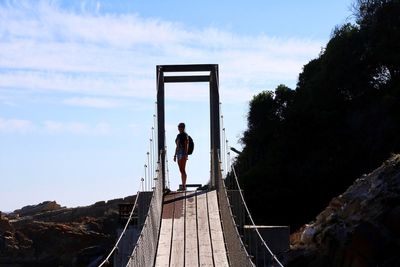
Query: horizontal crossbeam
[
  {"left": 164, "top": 75, "right": 210, "bottom": 83},
  {"left": 158, "top": 64, "right": 217, "bottom": 72}
]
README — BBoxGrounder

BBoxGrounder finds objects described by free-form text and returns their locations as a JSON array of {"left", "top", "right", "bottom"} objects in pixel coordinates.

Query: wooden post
[
  {"left": 157, "top": 66, "right": 165, "bottom": 190},
  {"left": 209, "top": 66, "right": 220, "bottom": 190}
]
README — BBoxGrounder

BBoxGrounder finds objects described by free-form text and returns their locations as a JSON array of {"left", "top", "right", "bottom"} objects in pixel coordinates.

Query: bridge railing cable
[
  {"left": 98, "top": 190, "right": 140, "bottom": 267},
  {"left": 98, "top": 110, "right": 162, "bottom": 266},
  {"left": 125, "top": 108, "right": 164, "bottom": 266},
  {"left": 214, "top": 150, "right": 255, "bottom": 267},
  {"left": 219, "top": 102, "right": 285, "bottom": 267},
  {"left": 126, "top": 153, "right": 164, "bottom": 267},
  {"left": 165, "top": 147, "right": 170, "bottom": 189},
  {"left": 230, "top": 165, "right": 285, "bottom": 267}
]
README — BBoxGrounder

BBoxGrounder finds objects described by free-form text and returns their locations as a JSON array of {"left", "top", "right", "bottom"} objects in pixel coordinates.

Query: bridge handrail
[
  {"left": 126, "top": 158, "right": 164, "bottom": 267},
  {"left": 231, "top": 165, "right": 285, "bottom": 267},
  {"left": 215, "top": 150, "right": 255, "bottom": 267}
]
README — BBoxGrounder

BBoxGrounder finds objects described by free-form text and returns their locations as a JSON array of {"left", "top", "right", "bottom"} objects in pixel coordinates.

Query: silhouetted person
[{"left": 174, "top": 122, "right": 188, "bottom": 191}]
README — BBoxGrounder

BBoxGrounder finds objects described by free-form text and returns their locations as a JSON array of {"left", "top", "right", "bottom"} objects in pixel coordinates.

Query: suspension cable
[
  {"left": 165, "top": 147, "right": 170, "bottom": 189},
  {"left": 218, "top": 101, "right": 284, "bottom": 266},
  {"left": 98, "top": 190, "right": 141, "bottom": 267},
  {"left": 99, "top": 111, "right": 160, "bottom": 265},
  {"left": 231, "top": 165, "right": 285, "bottom": 267}
]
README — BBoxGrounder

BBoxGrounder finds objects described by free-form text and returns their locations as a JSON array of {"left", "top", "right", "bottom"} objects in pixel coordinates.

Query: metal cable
[
  {"left": 231, "top": 165, "right": 285, "bottom": 267},
  {"left": 98, "top": 190, "right": 141, "bottom": 267},
  {"left": 126, "top": 160, "right": 163, "bottom": 267},
  {"left": 165, "top": 148, "right": 170, "bottom": 189},
  {"left": 100, "top": 116, "right": 161, "bottom": 266},
  {"left": 215, "top": 151, "right": 254, "bottom": 267},
  {"left": 218, "top": 101, "right": 284, "bottom": 266}
]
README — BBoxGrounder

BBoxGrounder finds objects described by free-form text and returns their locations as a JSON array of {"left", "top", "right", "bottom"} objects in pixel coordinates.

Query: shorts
[{"left": 176, "top": 149, "right": 187, "bottom": 160}]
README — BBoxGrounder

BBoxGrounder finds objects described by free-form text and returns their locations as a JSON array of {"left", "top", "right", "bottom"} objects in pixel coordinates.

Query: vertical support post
[
  {"left": 157, "top": 66, "right": 166, "bottom": 190},
  {"left": 209, "top": 65, "right": 221, "bottom": 190}
]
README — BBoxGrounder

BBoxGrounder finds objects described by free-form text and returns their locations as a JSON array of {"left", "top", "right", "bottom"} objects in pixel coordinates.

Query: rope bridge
[{"left": 98, "top": 64, "right": 286, "bottom": 267}]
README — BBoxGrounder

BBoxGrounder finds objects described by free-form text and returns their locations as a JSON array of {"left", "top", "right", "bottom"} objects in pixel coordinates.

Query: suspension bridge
[{"left": 98, "top": 64, "right": 289, "bottom": 267}]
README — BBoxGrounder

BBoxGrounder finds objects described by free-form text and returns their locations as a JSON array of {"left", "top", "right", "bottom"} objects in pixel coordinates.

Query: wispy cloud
[
  {"left": 0, "top": 1, "right": 323, "bottom": 103},
  {"left": 0, "top": 117, "right": 34, "bottom": 133},
  {"left": 43, "top": 120, "right": 111, "bottom": 135},
  {"left": 63, "top": 97, "right": 123, "bottom": 108},
  {"left": 0, "top": 116, "right": 112, "bottom": 135}
]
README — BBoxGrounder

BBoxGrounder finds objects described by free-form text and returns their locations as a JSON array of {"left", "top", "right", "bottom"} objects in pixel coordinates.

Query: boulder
[{"left": 286, "top": 154, "right": 400, "bottom": 267}]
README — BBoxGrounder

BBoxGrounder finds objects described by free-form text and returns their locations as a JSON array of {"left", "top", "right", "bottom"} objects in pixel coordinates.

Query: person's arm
[
  {"left": 184, "top": 135, "right": 189, "bottom": 158},
  {"left": 174, "top": 136, "right": 179, "bottom": 161}
]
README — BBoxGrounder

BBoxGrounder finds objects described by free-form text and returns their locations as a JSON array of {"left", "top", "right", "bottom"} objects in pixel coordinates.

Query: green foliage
[{"left": 233, "top": 0, "right": 400, "bottom": 232}]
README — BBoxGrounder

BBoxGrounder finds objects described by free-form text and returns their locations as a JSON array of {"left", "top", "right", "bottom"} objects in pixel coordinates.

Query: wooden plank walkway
[
  {"left": 154, "top": 190, "right": 229, "bottom": 267},
  {"left": 155, "top": 193, "right": 175, "bottom": 267},
  {"left": 185, "top": 192, "right": 199, "bottom": 267},
  {"left": 170, "top": 192, "right": 185, "bottom": 266},
  {"left": 207, "top": 190, "right": 229, "bottom": 267},
  {"left": 197, "top": 192, "right": 214, "bottom": 267}
]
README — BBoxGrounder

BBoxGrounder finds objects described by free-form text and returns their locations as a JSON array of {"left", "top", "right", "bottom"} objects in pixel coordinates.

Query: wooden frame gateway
[{"left": 156, "top": 64, "right": 221, "bottom": 190}]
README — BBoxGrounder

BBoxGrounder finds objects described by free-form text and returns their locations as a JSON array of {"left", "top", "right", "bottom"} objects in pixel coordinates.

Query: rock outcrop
[
  {"left": 286, "top": 154, "right": 400, "bottom": 267},
  {"left": 13, "top": 201, "right": 62, "bottom": 218},
  {"left": 0, "top": 196, "right": 135, "bottom": 267}
]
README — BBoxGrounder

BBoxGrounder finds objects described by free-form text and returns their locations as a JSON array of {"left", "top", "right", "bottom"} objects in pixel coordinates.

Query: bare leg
[{"left": 178, "top": 158, "right": 187, "bottom": 190}]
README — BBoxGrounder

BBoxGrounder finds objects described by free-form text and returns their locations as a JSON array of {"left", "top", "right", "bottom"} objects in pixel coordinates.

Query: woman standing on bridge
[{"left": 174, "top": 122, "right": 188, "bottom": 191}]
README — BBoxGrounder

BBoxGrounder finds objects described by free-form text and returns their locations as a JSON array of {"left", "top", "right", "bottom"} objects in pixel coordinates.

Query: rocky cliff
[
  {"left": 0, "top": 196, "right": 135, "bottom": 267},
  {"left": 286, "top": 154, "right": 400, "bottom": 267},
  {"left": 3, "top": 154, "right": 400, "bottom": 267}
]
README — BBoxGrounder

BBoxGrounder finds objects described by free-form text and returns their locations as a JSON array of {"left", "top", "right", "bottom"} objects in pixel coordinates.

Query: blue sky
[{"left": 0, "top": 0, "right": 354, "bottom": 211}]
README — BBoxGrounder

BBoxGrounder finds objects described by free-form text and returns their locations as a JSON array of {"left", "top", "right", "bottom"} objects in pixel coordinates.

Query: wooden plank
[
  {"left": 155, "top": 193, "right": 175, "bottom": 267},
  {"left": 170, "top": 192, "right": 186, "bottom": 266},
  {"left": 185, "top": 192, "right": 199, "bottom": 267},
  {"left": 207, "top": 190, "right": 229, "bottom": 266},
  {"left": 196, "top": 192, "right": 214, "bottom": 266}
]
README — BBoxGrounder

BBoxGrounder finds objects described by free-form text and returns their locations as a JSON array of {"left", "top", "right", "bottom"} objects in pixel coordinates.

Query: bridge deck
[{"left": 155, "top": 190, "right": 229, "bottom": 267}]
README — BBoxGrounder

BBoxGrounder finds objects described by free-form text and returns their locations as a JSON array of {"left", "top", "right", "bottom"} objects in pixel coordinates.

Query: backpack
[{"left": 188, "top": 135, "right": 194, "bottom": 155}]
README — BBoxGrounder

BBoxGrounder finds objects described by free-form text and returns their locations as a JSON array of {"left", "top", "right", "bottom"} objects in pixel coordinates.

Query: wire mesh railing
[
  {"left": 125, "top": 105, "right": 164, "bottom": 266},
  {"left": 213, "top": 149, "right": 255, "bottom": 267},
  {"left": 219, "top": 152, "right": 286, "bottom": 266},
  {"left": 219, "top": 102, "right": 285, "bottom": 267},
  {"left": 97, "top": 108, "right": 162, "bottom": 267},
  {"left": 126, "top": 159, "right": 164, "bottom": 267},
  {"left": 229, "top": 165, "right": 285, "bottom": 267}
]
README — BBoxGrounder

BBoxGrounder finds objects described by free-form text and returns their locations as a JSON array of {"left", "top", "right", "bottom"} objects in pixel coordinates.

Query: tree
[{"left": 233, "top": 0, "right": 400, "bottom": 231}]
